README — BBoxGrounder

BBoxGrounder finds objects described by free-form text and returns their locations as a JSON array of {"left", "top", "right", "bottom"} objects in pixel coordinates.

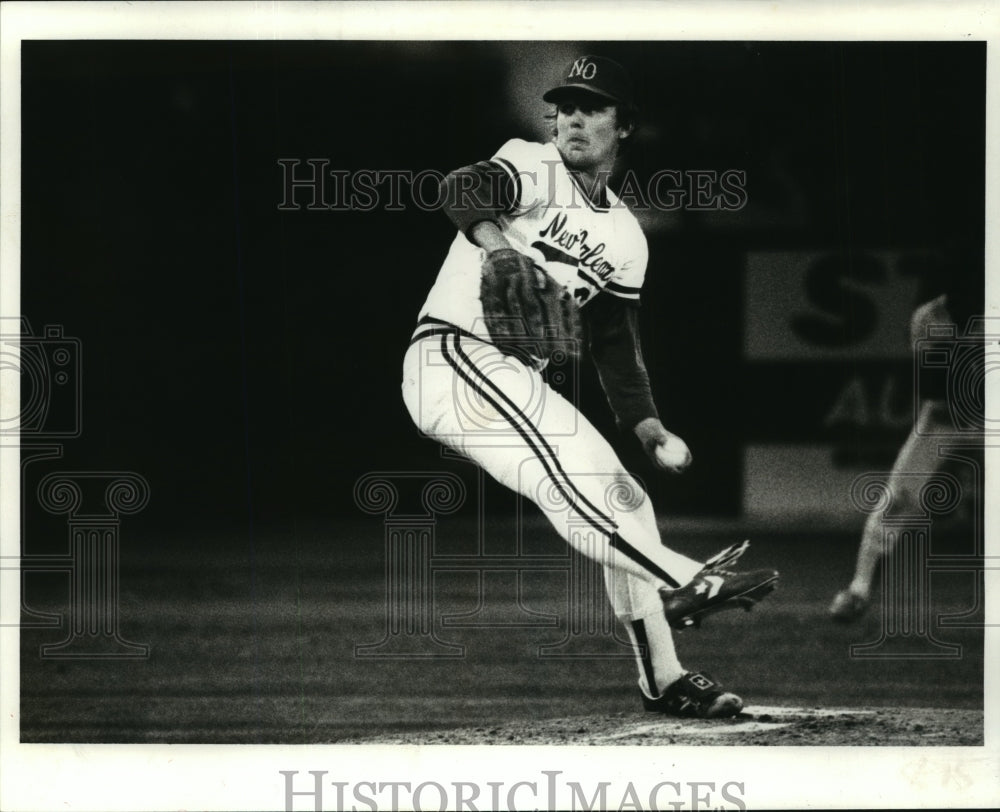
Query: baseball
[{"left": 655, "top": 435, "right": 691, "bottom": 469}]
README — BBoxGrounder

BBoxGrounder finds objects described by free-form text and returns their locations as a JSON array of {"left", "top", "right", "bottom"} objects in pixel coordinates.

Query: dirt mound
[{"left": 343, "top": 704, "right": 982, "bottom": 746}]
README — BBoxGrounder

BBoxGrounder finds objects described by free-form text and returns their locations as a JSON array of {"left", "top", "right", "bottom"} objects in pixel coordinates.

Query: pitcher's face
[{"left": 554, "top": 95, "right": 627, "bottom": 170}]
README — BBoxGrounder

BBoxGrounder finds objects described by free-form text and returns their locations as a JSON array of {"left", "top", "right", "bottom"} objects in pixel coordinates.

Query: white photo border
[{"left": 1, "top": 2, "right": 997, "bottom": 810}]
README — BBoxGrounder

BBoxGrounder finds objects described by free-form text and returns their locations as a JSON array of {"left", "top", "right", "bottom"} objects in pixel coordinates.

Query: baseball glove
[{"left": 480, "top": 248, "right": 581, "bottom": 359}]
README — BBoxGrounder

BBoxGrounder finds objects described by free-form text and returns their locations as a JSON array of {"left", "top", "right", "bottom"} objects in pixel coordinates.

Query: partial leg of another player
[{"left": 829, "top": 399, "right": 949, "bottom": 622}]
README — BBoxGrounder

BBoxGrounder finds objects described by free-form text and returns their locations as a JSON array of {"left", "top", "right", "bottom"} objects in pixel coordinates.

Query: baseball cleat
[
  {"left": 660, "top": 541, "right": 779, "bottom": 630},
  {"left": 829, "top": 589, "right": 869, "bottom": 623},
  {"left": 642, "top": 671, "right": 744, "bottom": 719}
]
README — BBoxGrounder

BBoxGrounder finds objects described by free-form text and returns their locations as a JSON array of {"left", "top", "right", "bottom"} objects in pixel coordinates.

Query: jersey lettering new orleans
[{"left": 419, "top": 138, "right": 648, "bottom": 340}]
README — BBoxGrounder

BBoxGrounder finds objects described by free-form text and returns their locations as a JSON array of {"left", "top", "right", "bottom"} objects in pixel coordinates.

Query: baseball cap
[{"left": 542, "top": 55, "right": 634, "bottom": 107}]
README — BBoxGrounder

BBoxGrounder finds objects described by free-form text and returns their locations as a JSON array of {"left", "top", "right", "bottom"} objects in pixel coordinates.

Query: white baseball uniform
[{"left": 402, "top": 137, "right": 701, "bottom": 698}]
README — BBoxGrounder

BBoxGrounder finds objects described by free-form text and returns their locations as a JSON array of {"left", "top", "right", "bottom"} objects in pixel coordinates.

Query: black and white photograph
[{"left": 1, "top": 2, "right": 997, "bottom": 810}]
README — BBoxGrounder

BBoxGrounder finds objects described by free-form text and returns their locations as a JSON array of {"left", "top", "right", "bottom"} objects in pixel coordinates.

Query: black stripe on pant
[{"left": 440, "top": 330, "right": 681, "bottom": 588}]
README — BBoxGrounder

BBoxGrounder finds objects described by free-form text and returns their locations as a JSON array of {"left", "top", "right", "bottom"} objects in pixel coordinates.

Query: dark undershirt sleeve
[
  {"left": 585, "top": 293, "right": 659, "bottom": 432},
  {"left": 439, "top": 160, "right": 518, "bottom": 236}
]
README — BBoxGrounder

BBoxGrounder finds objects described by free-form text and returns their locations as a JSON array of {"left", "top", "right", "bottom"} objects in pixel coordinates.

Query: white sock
[{"left": 626, "top": 610, "right": 685, "bottom": 698}]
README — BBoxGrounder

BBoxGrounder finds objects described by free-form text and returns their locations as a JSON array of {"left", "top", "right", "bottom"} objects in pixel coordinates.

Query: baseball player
[
  {"left": 402, "top": 55, "right": 779, "bottom": 717},
  {"left": 830, "top": 265, "right": 984, "bottom": 622}
]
